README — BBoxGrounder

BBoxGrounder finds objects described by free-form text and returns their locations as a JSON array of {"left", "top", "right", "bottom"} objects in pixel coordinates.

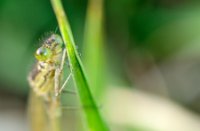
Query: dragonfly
[
  {"left": 28, "top": 33, "right": 71, "bottom": 100},
  {"left": 28, "top": 33, "right": 72, "bottom": 131}
]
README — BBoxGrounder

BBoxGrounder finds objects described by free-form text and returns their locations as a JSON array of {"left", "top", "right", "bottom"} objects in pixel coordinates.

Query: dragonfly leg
[
  {"left": 55, "top": 48, "right": 72, "bottom": 96},
  {"left": 58, "top": 72, "right": 72, "bottom": 94},
  {"left": 62, "top": 89, "right": 76, "bottom": 94},
  {"left": 54, "top": 48, "right": 66, "bottom": 96},
  {"left": 54, "top": 68, "right": 60, "bottom": 96},
  {"left": 61, "top": 104, "right": 103, "bottom": 111},
  {"left": 59, "top": 48, "right": 66, "bottom": 71}
]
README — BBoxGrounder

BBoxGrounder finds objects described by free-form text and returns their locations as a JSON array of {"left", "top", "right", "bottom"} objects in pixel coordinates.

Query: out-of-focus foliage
[{"left": 2, "top": 0, "right": 200, "bottom": 130}]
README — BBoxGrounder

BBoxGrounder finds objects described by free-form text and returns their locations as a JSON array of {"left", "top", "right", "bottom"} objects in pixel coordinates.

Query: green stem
[
  {"left": 50, "top": 0, "right": 109, "bottom": 130},
  {"left": 83, "top": 0, "right": 105, "bottom": 99}
]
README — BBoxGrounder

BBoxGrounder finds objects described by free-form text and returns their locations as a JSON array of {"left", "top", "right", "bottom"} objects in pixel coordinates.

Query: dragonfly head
[
  {"left": 35, "top": 34, "right": 64, "bottom": 62},
  {"left": 35, "top": 47, "right": 52, "bottom": 62}
]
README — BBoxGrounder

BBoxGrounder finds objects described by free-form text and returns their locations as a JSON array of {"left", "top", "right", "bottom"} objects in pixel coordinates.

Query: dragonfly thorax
[{"left": 37, "top": 61, "right": 56, "bottom": 71}]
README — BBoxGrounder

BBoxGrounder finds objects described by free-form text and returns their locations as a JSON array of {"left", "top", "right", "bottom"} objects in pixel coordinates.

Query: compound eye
[{"left": 35, "top": 47, "right": 52, "bottom": 61}]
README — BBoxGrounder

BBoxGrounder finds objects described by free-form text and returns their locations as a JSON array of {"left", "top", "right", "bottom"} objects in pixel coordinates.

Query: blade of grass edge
[{"left": 50, "top": 0, "right": 109, "bottom": 130}]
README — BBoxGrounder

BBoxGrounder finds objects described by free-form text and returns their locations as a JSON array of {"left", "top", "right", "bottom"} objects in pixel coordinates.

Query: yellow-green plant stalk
[
  {"left": 83, "top": 0, "right": 106, "bottom": 100},
  {"left": 50, "top": 0, "right": 109, "bottom": 130}
]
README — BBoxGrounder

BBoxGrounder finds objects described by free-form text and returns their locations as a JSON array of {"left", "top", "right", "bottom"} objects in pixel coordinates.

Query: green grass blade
[
  {"left": 50, "top": 0, "right": 109, "bottom": 130},
  {"left": 83, "top": 0, "right": 106, "bottom": 99}
]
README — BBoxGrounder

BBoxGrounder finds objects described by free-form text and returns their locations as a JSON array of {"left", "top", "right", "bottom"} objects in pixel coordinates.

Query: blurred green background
[{"left": 2, "top": 0, "right": 200, "bottom": 131}]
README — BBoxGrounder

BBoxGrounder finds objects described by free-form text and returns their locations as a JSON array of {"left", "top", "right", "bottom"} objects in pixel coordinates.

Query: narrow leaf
[
  {"left": 50, "top": 0, "right": 109, "bottom": 130},
  {"left": 83, "top": 0, "right": 106, "bottom": 99}
]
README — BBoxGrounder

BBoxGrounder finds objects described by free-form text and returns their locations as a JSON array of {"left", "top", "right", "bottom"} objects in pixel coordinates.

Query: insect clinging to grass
[
  {"left": 28, "top": 33, "right": 72, "bottom": 101},
  {"left": 27, "top": 33, "right": 75, "bottom": 131}
]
